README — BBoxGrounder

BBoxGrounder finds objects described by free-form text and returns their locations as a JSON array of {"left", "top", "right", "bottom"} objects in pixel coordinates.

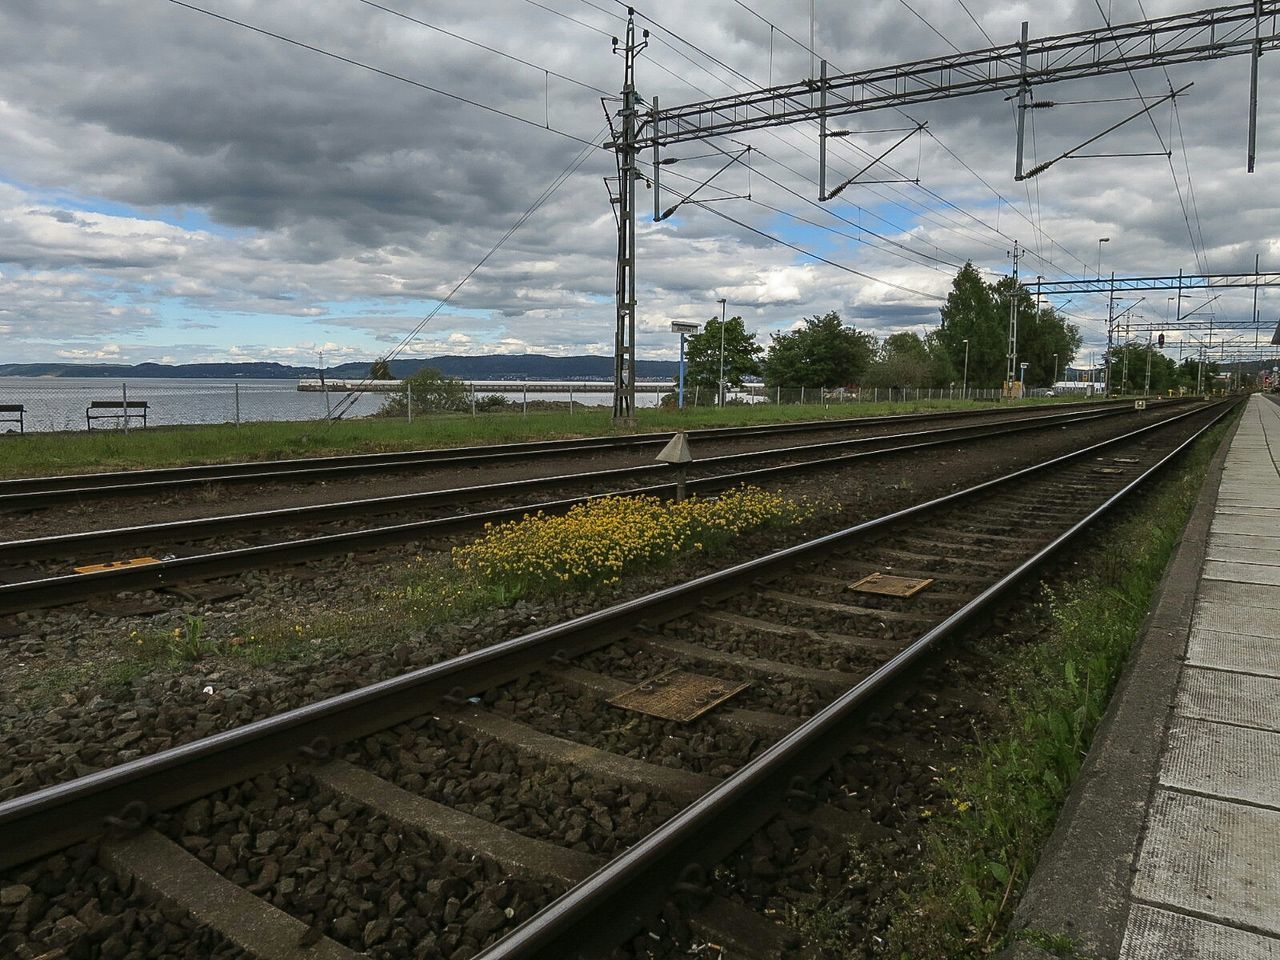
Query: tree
[
  {"left": 1107, "top": 342, "right": 1178, "bottom": 394},
  {"left": 370, "top": 358, "right": 393, "bottom": 380},
  {"left": 937, "top": 261, "right": 1081, "bottom": 388},
  {"left": 380, "top": 366, "right": 469, "bottom": 417},
  {"left": 684, "top": 315, "right": 762, "bottom": 402},
  {"left": 762, "top": 311, "right": 876, "bottom": 388},
  {"left": 866, "top": 331, "right": 957, "bottom": 388}
]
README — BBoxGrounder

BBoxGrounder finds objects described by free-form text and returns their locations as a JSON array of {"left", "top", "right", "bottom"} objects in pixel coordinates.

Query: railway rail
[
  {"left": 0, "top": 401, "right": 1156, "bottom": 613},
  {"left": 0, "top": 396, "right": 1239, "bottom": 960},
  {"left": 0, "top": 397, "right": 1124, "bottom": 509}
]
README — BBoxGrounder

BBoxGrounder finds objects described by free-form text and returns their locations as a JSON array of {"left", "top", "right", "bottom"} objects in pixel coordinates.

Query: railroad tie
[
  {"left": 310, "top": 759, "right": 600, "bottom": 887},
  {"left": 451, "top": 707, "right": 718, "bottom": 802},
  {"left": 100, "top": 828, "right": 361, "bottom": 960}
]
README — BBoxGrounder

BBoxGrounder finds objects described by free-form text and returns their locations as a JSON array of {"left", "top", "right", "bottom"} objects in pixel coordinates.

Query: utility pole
[
  {"left": 716, "top": 297, "right": 728, "bottom": 407},
  {"left": 962, "top": 338, "right": 970, "bottom": 400},
  {"left": 1105, "top": 271, "right": 1116, "bottom": 395},
  {"left": 607, "top": 10, "right": 647, "bottom": 426},
  {"left": 1006, "top": 240, "right": 1022, "bottom": 394}
]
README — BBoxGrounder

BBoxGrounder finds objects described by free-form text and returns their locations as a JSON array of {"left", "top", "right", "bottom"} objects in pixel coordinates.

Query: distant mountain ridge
[{"left": 0, "top": 355, "right": 682, "bottom": 380}]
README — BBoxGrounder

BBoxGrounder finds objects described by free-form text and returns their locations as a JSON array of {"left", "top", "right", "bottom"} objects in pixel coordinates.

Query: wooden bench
[
  {"left": 0, "top": 404, "right": 23, "bottom": 434},
  {"left": 86, "top": 400, "right": 149, "bottom": 430}
]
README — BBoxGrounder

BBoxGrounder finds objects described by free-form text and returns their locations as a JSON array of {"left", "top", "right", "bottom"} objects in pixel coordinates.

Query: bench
[
  {"left": 0, "top": 404, "right": 23, "bottom": 434},
  {"left": 86, "top": 400, "right": 149, "bottom": 430}
]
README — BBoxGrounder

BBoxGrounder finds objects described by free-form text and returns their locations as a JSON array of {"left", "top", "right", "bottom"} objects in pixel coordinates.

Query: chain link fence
[{"left": 0, "top": 378, "right": 1029, "bottom": 435}]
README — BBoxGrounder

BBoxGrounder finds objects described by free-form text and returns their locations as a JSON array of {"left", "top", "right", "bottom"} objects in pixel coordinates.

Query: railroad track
[
  {"left": 0, "top": 397, "right": 1238, "bottom": 960},
  {"left": 0, "top": 401, "right": 1156, "bottom": 613},
  {"left": 0, "top": 398, "right": 1124, "bottom": 509}
]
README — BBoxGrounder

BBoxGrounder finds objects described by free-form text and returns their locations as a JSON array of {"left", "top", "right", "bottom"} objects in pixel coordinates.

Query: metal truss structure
[
  {"left": 1037, "top": 271, "right": 1280, "bottom": 295},
  {"left": 605, "top": 2, "right": 1278, "bottom": 417}
]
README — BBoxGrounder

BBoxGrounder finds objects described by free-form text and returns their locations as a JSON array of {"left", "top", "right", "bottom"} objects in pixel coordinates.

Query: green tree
[
  {"left": 866, "top": 331, "right": 959, "bottom": 388},
  {"left": 684, "top": 315, "right": 762, "bottom": 402},
  {"left": 380, "top": 366, "right": 469, "bottom": 417},
  {"left": 1107, "top": 342, "right": 1178, "bottom": 394},
  {"left": 370, "top": 358, "right": 393, "bottom": 380},
  {"left": 762, "top": 311, "right": 876, "bottom": 388},
  {"left": 937, "top": 262, "right": 1003, "bottom": 387},
  {"left": 937, "top": 262, "right": 1081, "bottom": 388}
]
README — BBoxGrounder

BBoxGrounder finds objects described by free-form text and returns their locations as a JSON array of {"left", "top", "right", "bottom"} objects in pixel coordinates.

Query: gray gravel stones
[
  {"left": 347, "top": 716, "right": 677, "bottom": 857},
  {"left": 161, "top": 770, "right": 557, "bottom": 959},
  {"left": 0, "top": 847, "right": 252, "bottom": 960}
]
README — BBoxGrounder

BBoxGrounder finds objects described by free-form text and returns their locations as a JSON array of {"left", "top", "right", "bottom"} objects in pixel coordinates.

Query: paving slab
[
  {"left": 1202, "top": 559, "right": 1280, "bottom": 586},
  {"left": 1120, "top": 904, "right": 1280, "bottom": 960},
  {"left": 1191, "top": 601, "right": 1280, "bottom": 642},
  {"left": 1131, "top": 790, "right": 1280, "bottom": 937},
  {"left": 1187, "top": 627, "right": 1280, "bottom": 678},
  {"left": 1198, "top": 578, "right": 1280, "bottom": 611},
  {"left": 1177, "top": 667, "right": 1280, "bottom": 732},
  {"left": 1160, "top": 717, "right": 1280, "bottom": 808}
]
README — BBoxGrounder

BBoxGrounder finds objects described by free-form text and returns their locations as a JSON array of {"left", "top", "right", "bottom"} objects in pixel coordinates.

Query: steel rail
[
  {"left": 0, "top": 404, "right": 1138, "bottom": 612},
  {"left": 0, "top": 398, "right": 1122, "bottom": 506},
  {"left": 0, "top": 399, "right": 1230, "bottom": 870},
  {"left": 0, "top": 403, "right": 1132, "bottom": 564},
  {"left": 471, "top": 402, "right": 1241, "bottom": 960}
]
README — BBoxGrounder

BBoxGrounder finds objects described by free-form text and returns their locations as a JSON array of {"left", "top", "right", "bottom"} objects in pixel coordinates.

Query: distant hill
[{"left": 0, "top": 355, "right": 682, "bottom": 381}]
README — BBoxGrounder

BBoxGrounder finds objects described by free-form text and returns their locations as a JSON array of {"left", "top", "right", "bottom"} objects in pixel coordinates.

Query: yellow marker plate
[{"left": 73, "top": 557, "right": 162, "bottom": 575}]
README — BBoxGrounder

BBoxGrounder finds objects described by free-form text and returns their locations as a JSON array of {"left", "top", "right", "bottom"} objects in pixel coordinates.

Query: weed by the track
[
  {"left": 451, "top": 486, "right": 814, "bottom": 596},
  {"left": 878, "top": 418, "right": 1232, "bottom": 959}
]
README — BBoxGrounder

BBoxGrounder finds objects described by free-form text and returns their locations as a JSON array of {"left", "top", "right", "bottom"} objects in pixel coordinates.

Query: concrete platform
[{"left": 1006, "top": 396, "right": 1280, "bottom": 960}]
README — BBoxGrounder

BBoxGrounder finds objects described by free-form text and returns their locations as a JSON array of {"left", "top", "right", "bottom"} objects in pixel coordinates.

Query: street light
[
  {"left": 1019, "top": 361, "right": 1029, "bottom": 397},
  {"left": 716, "top": 298, "right": 728, "bottom": 407},
  {"left": 962, "top": 339, "right": 970, "bottom": 400},
  {"left": 1097, "top": 237, "right": 1110, "bottom": 278}
]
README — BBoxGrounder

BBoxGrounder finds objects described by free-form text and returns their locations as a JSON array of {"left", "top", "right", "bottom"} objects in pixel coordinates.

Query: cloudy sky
[{"left": 1, "top": 0, "right": 1276, "bottom": 367}]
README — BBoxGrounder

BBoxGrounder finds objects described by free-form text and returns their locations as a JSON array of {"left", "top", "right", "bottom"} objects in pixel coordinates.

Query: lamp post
[
  {"left": 961, "top": 339, "right": 970, "bottom": 400},
  {"left": 716, "top": 298, "right": 727, "bottom": 406},
  {"left": 1019, "top": 361, "right": 1029, "bottom": 396},
  {"left": 1053, "top": 352, "right": 1059, "bottom": 388},
  {"left": 1096, "top": 236, "right": 1110, "bottom": 278}
]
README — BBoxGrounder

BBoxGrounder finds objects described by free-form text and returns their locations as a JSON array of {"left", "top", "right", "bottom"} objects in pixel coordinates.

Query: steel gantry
[{"left": 604, "top": 2, "right": 1279, "bottom": 418}]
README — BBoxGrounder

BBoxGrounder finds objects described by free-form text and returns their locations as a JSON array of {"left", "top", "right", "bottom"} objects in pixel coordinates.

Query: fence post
[
  {"left": 234, "top": 382, "right": 241, "bottom": 426},
  {"left": 122, "top": 382, "right": 129, "bottom": 436},
  {"left": 569, "top": 383, "right": 574, "bottom": 414},
  {"left": 800, "top": 386, "right": 805, "bottom": 405},
  {"left": 523, "top": 383, "right": 528, "bottom": 416},
  {"left": 407, "top": 382, "right": 412, "bottom": 424},
  {"left": 470, "top": 386, "right": 476, "bottom": 417}
]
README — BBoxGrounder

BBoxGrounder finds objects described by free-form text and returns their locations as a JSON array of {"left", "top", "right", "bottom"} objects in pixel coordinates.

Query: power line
[
  {"left": 954, "top": 0, "right": 995, "bottom": 46},
  {"left": 692, "top": 201, "right": 945, "bottom": 301},
  {"left": 162, "top": 0, "right": 604, "bottom": 149},
  {"left": 330, "top": 128, "right": 608, "bottom": 417},
  {"left": 354, "top": 0, "right": 611, "bottom": 96}
]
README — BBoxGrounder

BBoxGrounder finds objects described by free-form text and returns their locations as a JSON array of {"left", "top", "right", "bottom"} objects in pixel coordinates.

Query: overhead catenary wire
[
  {"left": 690, "top": 201, "right": 945, "bottom": 301},
  {"left": 330, "top": 128, "right": 608, "bottom": 418},
  {"left": 354, "top": 0, "right": 612, "bottom": 96},
  {"left": 162, "top": 0, "right": 604, "bottom": 149}
]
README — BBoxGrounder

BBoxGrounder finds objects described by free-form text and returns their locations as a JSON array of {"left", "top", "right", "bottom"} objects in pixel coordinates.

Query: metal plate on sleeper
[
  {"left": 1113, "top": 457, "right": 1140, "bottom": 463},
  {"left": 607, "top": 668, "right": 748, "bottom": 722},
  {"left": 849, "top": 572, "right": 934, "bottom": 597},
  {"left": 1092, "top": 466, "right": 1126, "bottom": 475}
]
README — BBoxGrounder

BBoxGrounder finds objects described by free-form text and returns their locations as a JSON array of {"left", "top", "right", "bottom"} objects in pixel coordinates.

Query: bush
[{"left": 380, "top": 366, "right": 469, "bottom": 417}]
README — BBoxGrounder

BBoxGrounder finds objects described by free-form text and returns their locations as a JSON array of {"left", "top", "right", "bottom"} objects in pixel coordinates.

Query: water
[
  {"left": 0, "top": 378, "right": 391, "bottom": 433},
  {"left": 0, "top": 377, "right": 665, "bottom": 434}
]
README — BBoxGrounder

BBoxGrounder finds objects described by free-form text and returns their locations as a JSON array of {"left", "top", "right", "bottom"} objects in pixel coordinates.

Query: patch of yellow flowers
[{"left": 452, "top": 485, "right": 814, "bottom": 592}]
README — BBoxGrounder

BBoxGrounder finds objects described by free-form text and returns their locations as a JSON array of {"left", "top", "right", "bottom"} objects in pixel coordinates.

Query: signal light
[{"left": 1157, "top": 333, "right": 1165, "bottom": 348}]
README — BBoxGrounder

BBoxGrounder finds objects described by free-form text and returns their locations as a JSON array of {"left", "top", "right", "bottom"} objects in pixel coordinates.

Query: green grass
[
  {"left": 0, "top": 396, "right": 1083, "bottom": 479},
  {"left": 880, "top": 416, "right": 1234, "bottom": 959}
]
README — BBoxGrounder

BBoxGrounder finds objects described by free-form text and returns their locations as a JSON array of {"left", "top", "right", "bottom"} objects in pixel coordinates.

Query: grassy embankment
[
  {"left": 875, "top": 414, "right": 1236, "bottom": 958},
  {"left": 0, "top": 396, "right": 1085, "bottom": 479}
]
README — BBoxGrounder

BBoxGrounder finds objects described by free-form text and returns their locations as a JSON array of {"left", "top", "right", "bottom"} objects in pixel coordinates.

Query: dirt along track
[
  {"left": 0, "top": 398, "right": 1237, "bottom": 960},
  {"left": 0, "top": 400, "right": 1128, "bottom": 539},
  {"left": 1, "top": 401, "right": 1178, "bottom": 717}
]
